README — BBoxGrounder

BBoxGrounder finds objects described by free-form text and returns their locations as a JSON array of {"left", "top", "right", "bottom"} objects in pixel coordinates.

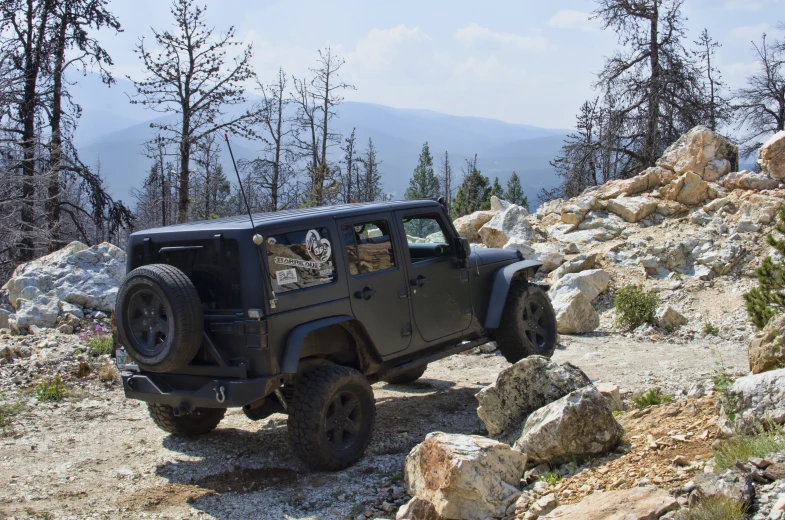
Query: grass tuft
[
  {"left": 703, "top": 321, "right": 720, "bottom": 337},
  {"left": 98, "top": 364, "right": 116, "bottom": 382},
  {"left": 614, "top": 285, "right": 659, "bottom": 330},
  {"left": 35, "top": 376, "right": 68, "bottom": 402},
  {"left": 0, "top": 401, "right": 23, "bottom": 434},
  {"left": 86, "top": 334, "right": 114, "bottom": 356},
  {"left": 674, "top": 495, "right": 745, "bottom": 520},
  {"left": 539, "top": 470, "right": 562, "bottom": 486},
  {"left": 713, "top": 423, "right": 785, "bottom": 471},
  {"left": 632, "top": 388, "right": 674, "bottom": 409}
]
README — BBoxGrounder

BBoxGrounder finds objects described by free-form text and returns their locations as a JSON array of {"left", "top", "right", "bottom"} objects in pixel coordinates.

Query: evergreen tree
[
  {"left": 505, "top": 172, "right": 529, "bottom": 210},
  {"left": 359, "top": 137, "right": 383, "bottom": 202},
  {"left": 404, "top": 142, "right": 440, "bottom": 200},
  {"left": 490, "top": 177, "right": 504, "bottom": 199},
  {"left": 745, "top": 203, "right": 785, "bottom": 328},
  {"left": 453, "top": 155, "right": 490, "bottom": 217}
]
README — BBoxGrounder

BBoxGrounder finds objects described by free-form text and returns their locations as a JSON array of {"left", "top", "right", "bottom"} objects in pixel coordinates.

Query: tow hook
[
  {"left": 172, "top": 404, "right": 191, "bottom": 417},
  {"left": 214, "top": 385, "right": 226, "bottom": 404}
]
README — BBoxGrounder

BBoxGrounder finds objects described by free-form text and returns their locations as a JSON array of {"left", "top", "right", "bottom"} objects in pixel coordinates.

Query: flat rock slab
[{"left": 541, "top": 486, "right": 678, "bottom": 519}]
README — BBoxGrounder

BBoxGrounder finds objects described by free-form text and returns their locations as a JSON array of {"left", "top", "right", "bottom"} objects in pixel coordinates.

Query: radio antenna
[{"left": 224, "top": 133, "right": 257, "bottom": 232}]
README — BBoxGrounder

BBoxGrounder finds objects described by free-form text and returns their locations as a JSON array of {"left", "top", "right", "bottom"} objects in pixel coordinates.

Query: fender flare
[
  {"left": 483, "top": 260, "right": 543, "bottom": 329},
  {"left": 281, "top": 315, "right": 354, "bottom": 374}
]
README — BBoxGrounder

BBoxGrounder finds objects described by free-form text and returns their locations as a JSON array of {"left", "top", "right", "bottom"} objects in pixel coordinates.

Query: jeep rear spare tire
[
  {"left": 116, "top": 264, "right": 203, "bottom": 372},
  {"left": 288, "top": 365, "right": 375, "bottom": 471},
  {"left": 495, "top": 283, "right": 557, "bottom": 363}
]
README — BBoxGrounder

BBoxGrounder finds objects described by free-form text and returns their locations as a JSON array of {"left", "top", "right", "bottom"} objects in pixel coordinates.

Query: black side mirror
[{"left": 455, "top": 237, "right": 470, "bottom": 260}]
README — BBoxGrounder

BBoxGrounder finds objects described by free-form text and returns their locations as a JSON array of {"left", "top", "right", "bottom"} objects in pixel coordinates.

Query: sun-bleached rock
[
  {"left": 738, "top": 194, "right": 783, "bottom": 225},
  {"left": 722, "top": 170, "right": 780, "bottom": 191},
  {"left": 541, "top": 486, "right": 678, "bottom": 519},
  {"left": 476, "top": 356, "right": 591, "bottom": 438},
  {"left": 749, "top": 314, "right": 785, "bottom": 375},
  {"left": 759, "top": 130, "right": 785, "bottom": 179},
  {"left": 659, "top": 171, "right": 713, "bottom": 205},
  {"left": 550, "top": 269, "right": 610, "bottom": 302},
  {"left": 478, "top": 205, "right": 533, "bottom": 248},
  {"left": 549, "top": 269, "right": 609, "bottom": 334},
  {"left": 550, "top": 253, "right": 597, "bottom": 281},
  {"left": 656, "top": 125, "right": 738, "bottom": 180},
  {"left": 657, "top": 305, "right": 688, "bottom": 329},
  {"left": 605, "top": 196, "right": 658, "bottom": 223},
  {"left": 594, "top": 382, "right": 623, "bottom": 412},
  {"left": 513, "top": 385, "right": 624, "bottom": 464},
  {"left": 402, "top": 432, "right": 527, "bottom": 520},
  {"left": 719, "top": 368, "right": 785, "bottom": 435},
  {"left": 490, "top": 195, "right": 511, "bottom": 212},
  {"left": 453, "top": 210, "right": 497, "bottom": 243}
]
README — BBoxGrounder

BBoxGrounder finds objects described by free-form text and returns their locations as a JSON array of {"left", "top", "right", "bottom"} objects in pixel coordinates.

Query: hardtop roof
[{"left": 131, "top": 199, "right": 443, "bottom": 236}]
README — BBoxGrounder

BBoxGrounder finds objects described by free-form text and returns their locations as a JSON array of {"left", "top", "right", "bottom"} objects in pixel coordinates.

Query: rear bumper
[{"left": 121, "top": 372, "right": 282, "bottom": 409}]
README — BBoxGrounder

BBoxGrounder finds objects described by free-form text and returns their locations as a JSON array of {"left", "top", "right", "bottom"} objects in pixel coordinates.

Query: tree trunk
[
  {"left": 178, "top": 112, "right": 191, "bottom": 223},
  {"left": 645, "top": 2, "right": 660, "bottom": 167},
  {"left": 48, "top": 9, "right": 68, "bottom": 251}
]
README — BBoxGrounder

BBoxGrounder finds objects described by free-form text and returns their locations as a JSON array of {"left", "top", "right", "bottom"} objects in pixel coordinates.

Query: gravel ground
[{"left": 0, "top": 333, "right": 749, "bottom": 520}]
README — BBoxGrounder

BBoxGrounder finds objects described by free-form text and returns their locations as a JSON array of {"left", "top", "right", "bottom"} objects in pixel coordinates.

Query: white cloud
[
  {"left": 453, "top": 23, "right": 550, "bottom": 52},
  {"left": 347, "top": 25, "right": 430, "bottom": 72},
  {"left": 548, "top": 10, "right": 603, "bottom": 32},
  {"left": 727, "top": 23, "right": 772, "bottom": 43},
  {"left": 723, "top": 0, "right": 778, "bottom": 11}
]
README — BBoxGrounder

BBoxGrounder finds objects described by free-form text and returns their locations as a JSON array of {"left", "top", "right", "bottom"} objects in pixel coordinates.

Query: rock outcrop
[
  {"left": 478, "top": 205, "right": 533, "bottom": 248},
  {"left": 453, "top": 210, "right": 496, "bottom": 243},
  {"left": 656, "top": 125, "right": 738, "bottom": 180},
  {"left": 748, "top": 314, "right": 785, "bottom": 374},
  {"left": 2, "top": 242, "right": 125, "bottom": 330},
  {"left": 401, "top": 432, "right": 526, "bottom": 520},
  {"left": 720, "top": 368, "right": 785, "bottom": 434},
  {"left": 475, "top": 357, "right": 590, "bottom": 438},
  {"left": 513, "top": 385, "right": 624, "bottom": 464},
  {"left": 759, "top": 130, "right": 785, "bottom": 179}
]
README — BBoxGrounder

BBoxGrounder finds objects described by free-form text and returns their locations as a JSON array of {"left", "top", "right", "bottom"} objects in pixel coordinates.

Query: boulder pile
[
  {"left": 1, "top": 241, "right": 125, "bottom": 333},
  {"left": 454, "top": 126, "right": 785, "bottom": 337}
]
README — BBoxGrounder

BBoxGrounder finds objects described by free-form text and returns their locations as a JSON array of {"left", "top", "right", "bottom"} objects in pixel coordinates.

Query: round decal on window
[
  {"left": 267, "top": 237, "right": 277, "bottom": 246},
  {"left": 305, "top": 229, "right": 332, "bottom": 263}
]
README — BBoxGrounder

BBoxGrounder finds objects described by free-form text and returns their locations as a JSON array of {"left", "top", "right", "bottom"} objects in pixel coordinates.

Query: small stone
[
  {"left": 673, "top": 455, "right": 689, "bottom": 466},
  {"left": 748, "top": 457, "right": 772, "bottom": 470}
]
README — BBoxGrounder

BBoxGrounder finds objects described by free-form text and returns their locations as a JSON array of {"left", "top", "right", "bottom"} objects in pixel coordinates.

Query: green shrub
[
  {"left": 674, "top": 494, "right": 745, "bottom": 520},
  {"left": 0, "top": 401, "right": 22, "bottom": 433},
  {"left": 539, "top": 470, "right": 562, "bottom": 486},
  {"left": 714, "top": 423, "right": 785, "bottom": 471},
  {"left": 631, "top": 388, "right": 674, "bottom": 409},
  {"left": 703, "top": 321, "right": 720, "bottom": 336},
  {"left": 87, "top": 335, "right": 113, "bottom": 356},
  {"left": 614, "top": 285, "right": 658, "bottom": 330},
  {"left": 744, "top": 204, "right": 785, "bottom": 329},
  {"left": 35, "top": 376, "right": 68, "bottom": 402}
]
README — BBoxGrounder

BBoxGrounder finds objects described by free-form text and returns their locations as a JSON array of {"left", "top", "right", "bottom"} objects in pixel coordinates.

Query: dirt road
[{"left": 0, "top": 333, "right": 748, "bottom": 520}]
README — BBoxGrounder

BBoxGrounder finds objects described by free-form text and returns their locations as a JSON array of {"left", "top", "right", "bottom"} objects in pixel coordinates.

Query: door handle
[
  {"left": 354, "top": 287, "right": 377, "bottom": 300},
  {"left": 410, "top": 275, "right": 429, "bottom": 287}
]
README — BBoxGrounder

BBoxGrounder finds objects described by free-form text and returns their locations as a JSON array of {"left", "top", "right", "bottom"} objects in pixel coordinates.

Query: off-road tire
[
  {"left": 495, "top": 283, "right": 557, "bottom": 363},
  {"left": 116, "top": 264, "right": 203, "bottom": 372},
  {"left": 147, "top": 403, "right": 225, "bottom": 436},
  {"left": 288, "top": 365, "right": 375, "bottom": 471},
  {"left": 383, "top": 364, "right": 427, "bottom": 385}
]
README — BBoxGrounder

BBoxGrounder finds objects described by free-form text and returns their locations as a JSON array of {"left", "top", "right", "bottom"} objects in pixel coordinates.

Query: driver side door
[{"left": 395, "top": 210, "right": 472, "bottom": 345}]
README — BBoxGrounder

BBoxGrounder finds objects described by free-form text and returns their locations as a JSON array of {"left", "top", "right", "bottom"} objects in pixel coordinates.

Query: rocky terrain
[{"left": 0, "top": 127, "right": 785, "bottom": 519}]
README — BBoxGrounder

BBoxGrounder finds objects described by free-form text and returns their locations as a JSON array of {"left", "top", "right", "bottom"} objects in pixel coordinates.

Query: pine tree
[
  {"left": 490, "top": 177, "right": 504, "bottom": 199},
  {"left": 404, "top": 142, "right": 440, "bottom": 200},
  {"left": 359, "top": 137, "right": 383, "bottom": 202},
  {"left": 505, "top": 172, "right": 529, "bottom": 210},
  {"left": 453, "top": 155, "right": 490, "bottom": 217},
  {"left": 745, "top": 204, "right": 785, "bottom": 328}
]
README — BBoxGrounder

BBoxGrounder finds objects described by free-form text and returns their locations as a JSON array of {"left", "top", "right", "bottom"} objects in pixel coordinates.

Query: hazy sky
[{"left": 96, "top": 0, "right": 783, "bottom": 129}]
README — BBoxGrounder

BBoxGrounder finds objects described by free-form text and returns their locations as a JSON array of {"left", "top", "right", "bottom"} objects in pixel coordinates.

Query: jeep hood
[{"left": 470, "top": 247, "right": 519, "bottom": 266}]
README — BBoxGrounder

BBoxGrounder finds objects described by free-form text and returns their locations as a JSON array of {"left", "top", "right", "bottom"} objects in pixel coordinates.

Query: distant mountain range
[{"left": 71, "top": 74, "right": 570, "bottom": 209}]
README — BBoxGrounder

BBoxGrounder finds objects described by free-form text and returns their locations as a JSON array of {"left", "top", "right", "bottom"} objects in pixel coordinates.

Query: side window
[
  {"left": 265, "top": 227, "right": 336, "bottom": 293},
  {"left": 343, "top": 221, "right": 396, "bottom": 276},
  {"left": 402, "top": 215, "right": 453, "bottom": 263}
]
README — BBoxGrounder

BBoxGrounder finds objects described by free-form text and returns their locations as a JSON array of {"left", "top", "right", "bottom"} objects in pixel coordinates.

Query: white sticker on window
[
  {"left": 276, "top": 268, "right": 298, "bottom": 285},
  {"left": 306, "top": 229, "right": 332, "bottom": 262}
]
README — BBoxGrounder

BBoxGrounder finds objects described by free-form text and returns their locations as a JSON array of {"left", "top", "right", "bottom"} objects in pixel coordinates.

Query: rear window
[{"left": 265, "top": 227, "right": 336, "bottom": 293}]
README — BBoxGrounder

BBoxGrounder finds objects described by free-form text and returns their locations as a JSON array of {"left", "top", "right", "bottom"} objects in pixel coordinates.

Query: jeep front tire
[
  {"left": 147, "top": 403, "right": 225, "bottom": 436},
  {"left": 495, "top": 283, "right": 557, "bottom": 363},
  {"left": 288, "top": 365, "right": 375, "bottom": 471}
]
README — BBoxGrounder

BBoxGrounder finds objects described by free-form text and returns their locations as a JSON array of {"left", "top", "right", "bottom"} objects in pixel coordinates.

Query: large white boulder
[
  {"left": 513, "top": 385, "right": 624, "bottom": 464},
  {"left": 549, "top": 269, "right": 610, "bottom": 334},
  {"left": 656, "top": 125, "right": 738, "bottom": 180},
  {"left": 504, "top": 239, "right": 565, "bottom": 273},
  {"left": 722, "top": 170, "right": 779, "bottom": 191},
  {"left": 759, "top": 130, "right": 785, "bottom": 179},
  {"left": 2, "top": 242, "right": 126, "bottom": 328},
  {"left": 453, "top": 210, "right": 497, "bottom": 243},
  {"left": 476, "top": 356, "right": 591, "bottom": 438},
  {"left": 719, "top": 368, "right": 785, "bottom": 435},
  {"left": 402, "top": 432, "right": 527, "bottom": 520},
  {"left": 659, "top": 171, "right": 714, "bottom": 206},
  {"left": 478, "top": 205, "right": 533, "bottom": 248},
  {"left": 550, "top": 253, "right": 597, "bottom": 281}
]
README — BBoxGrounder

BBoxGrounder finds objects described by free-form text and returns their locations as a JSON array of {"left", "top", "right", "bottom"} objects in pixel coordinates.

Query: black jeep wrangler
[{"left": 116, "top": 199, "right": 557, "bottom": 470}]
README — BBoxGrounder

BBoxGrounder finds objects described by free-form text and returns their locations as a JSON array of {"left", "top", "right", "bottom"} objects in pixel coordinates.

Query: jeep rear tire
[
  {"left": 383, "top": 364, "right": 427, "bottom": 385},
  {"left": 495, "top": 283, "right": 557, "bottom": 363},
  {"left": 288, "top": 365, "right": 375, "bottom": 471},
  {"left": 116, "top": 264, "right": 203, "bottom": 373},
  {"left": 147, "top": 403, "right": 225, "bottom": 436}
]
